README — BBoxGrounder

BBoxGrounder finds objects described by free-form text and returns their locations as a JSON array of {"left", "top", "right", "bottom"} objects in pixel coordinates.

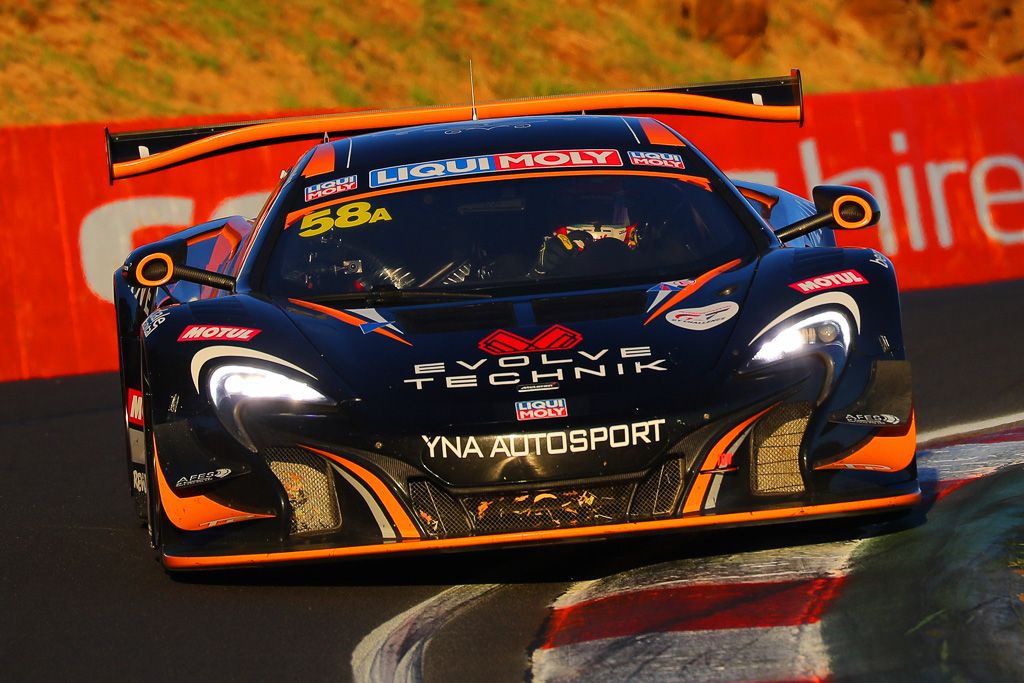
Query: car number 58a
[{"left": 299, "top": 202, "right": 393, "bottom": 237}]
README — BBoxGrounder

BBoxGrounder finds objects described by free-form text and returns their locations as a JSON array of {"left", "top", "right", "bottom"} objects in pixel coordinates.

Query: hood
[{"left": 280, "top": 260, "right": 758, "bottom": 434}]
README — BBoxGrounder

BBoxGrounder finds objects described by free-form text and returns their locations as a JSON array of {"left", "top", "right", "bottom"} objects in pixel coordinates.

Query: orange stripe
[
  {"left": 284, "top": 169, "right": 712, "bottom": 228},
  {"left": 302, "top": 143, "right": 336, "bottom": 178},
  {"left": 639, "top": 117, "right": 685, "bottom": 146},
  {"left": 288, "top": 298, "right": 413, "bottom": 346},
  {"left": 300, "top": 445, "right": 421, "bottom": 539},
  {"left": 112, "top": 92, "right": 800, "bottom": 180},
  {"left": 162, "top": 491, "right": 921, "bottom": 569},
  {"left": 153, "top": 443, "right": 275, "bottom": 531},
  {"left": 815, "top": 410, "right": 917, "bottom": 472},
  {"left": 682, "top": 404, "right": 777, "bottom": 513},
  {"left": 737, "top": 185, "right": 780, "bottom": 211},
  {"left": 643, "top": 258, "right": 742, "bottom": 325}
]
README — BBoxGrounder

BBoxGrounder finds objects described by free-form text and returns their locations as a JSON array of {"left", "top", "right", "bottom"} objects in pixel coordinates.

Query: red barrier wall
[{"left": 0, "top": 78, "right": 1021, "bottom": 381}]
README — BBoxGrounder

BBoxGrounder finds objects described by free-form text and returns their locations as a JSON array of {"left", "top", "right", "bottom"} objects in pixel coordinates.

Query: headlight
[
  {"left": 747, "top": 311, "right": 852, "bottom": 368},
  {"left": 208, "top": 364, "right": 334, "bottom": 450}
]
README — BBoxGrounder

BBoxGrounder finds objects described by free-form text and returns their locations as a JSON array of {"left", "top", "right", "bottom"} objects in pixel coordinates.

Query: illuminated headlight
[
  {"left": 208, "top": 365, "right": 333, "bottom": 450},
  {"left": 747, "top": 311, "right": 852, "bottom": 368}
]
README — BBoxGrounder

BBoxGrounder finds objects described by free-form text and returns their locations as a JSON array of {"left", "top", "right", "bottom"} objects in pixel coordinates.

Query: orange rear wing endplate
[{"left": 106, "top": 70, "right": 803, "bottom": 182}]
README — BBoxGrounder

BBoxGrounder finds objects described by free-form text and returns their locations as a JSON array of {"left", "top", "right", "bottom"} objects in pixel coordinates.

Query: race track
[{"left": 2, "top": 278, "right": 1023, "bottom": 682}]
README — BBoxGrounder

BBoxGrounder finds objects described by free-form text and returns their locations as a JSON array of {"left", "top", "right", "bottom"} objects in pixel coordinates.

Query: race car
[{"left": 109, "top": 71, "right": 919, "bottom": 570}]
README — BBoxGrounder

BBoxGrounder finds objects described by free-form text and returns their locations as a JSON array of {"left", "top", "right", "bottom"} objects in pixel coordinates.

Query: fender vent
[
  {"left": 749, "top": 402, "right": 810, "bottom": 496},
  {"left": 630, "top": 458, "right": 686, "bottom": 519},
  {"left": 264, "top": 448, "right": 341, "bottom": 535}
]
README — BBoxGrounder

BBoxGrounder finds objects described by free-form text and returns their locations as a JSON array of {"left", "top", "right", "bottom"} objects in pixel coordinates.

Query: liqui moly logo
[
  {"left": 370, "top": 149, "right": 622, "bottom": 188},
  {"left": 177, "top": 325, "right": 262, "bottom": 342},
  {"left": 789, "top": 270, "right": 868, "bottom": 294},
  {"left": 628, "top": 151, "right": 685, "bottom": 169},
  {"left": 516, "top": 398, "right": 568, "bottom": 421},
  {"left": 304, "top": 175, "right": 357, "bottom": 202}
]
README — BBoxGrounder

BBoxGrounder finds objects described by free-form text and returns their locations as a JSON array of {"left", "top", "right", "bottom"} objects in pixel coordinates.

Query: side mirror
[
  {"left": 774, "top": 185, "right": 881, "bottom": 243},
  {"left": 121, "top": 241, "right": 235, "bottom": 291}
]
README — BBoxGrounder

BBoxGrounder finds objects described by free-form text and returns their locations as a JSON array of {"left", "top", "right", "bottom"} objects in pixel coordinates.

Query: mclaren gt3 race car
[{"left": 109, "top": 72, "right": 919, "bottom": 570}]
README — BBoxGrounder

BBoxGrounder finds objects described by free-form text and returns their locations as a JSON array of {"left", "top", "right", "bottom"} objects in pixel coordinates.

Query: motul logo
[
  {"left": 127, "top": 388, "right": 144, "bottom": 426},
  {"left": 177, "top": 325, "right": 261, "bottom": 342},
  {"left": 789, "top": 269, "right": 868, "bottom": 294},
  {"left": 479, "top": 325, "right": 582, "bottom": 355}
]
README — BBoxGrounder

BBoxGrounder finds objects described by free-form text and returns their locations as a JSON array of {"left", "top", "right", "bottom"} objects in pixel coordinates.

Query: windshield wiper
[{"left": 307, "top": 288, "right": 493, "bottom": 305}]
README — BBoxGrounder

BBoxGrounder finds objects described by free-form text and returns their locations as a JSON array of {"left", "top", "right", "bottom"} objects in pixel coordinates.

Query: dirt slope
[{"left": 0, "top": 0, "right": 1021, "bottom": 125}]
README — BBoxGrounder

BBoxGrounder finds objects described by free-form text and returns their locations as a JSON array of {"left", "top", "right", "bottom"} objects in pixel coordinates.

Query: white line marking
[
  {"left": 916, "top": 410, "right": 1024, "bottom": 444},
  {"left": 620, "top": 117, "right": 641, "bottom": 144},
  {"left": 352, "top": 584, "right": 498, "bottom": 683}
]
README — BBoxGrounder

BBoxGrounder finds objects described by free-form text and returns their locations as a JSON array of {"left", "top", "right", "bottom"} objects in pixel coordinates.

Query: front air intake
[
  {"left": 749, "top": 402, "right": 811, "bottom": 496},
  {"left": 264, "top": 448, "right": 342, "bottom": 535}
]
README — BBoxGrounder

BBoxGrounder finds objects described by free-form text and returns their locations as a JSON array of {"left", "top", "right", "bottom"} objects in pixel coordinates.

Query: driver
[{"left": 531, "top": 191, "right": 639, "bottom": 276}]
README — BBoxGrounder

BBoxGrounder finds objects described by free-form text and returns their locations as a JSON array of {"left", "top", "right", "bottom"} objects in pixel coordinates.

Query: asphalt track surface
[{"left": 2, "top": 278, "right": 1023, "bottom": 681}]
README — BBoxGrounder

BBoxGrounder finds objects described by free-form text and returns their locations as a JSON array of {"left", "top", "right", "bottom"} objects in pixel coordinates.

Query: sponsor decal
[
  {"left": 141, "top": 309, "right": 169, "bottom": 337},
  {"left": 299, "top": 201, "right": 392, "bottom": 237},
  {"left": 789, "top": 269, "right": 868, "bottom": 294},
  {"left": 422, "top": 418, "right": 666, "bottom": 459},
  {"left": 177, "top": 325, "right": 261, "bottom": 342},
  {"left": 516, "top": 398, "right": 568, "bottom": 421},
  {"left": 645, "top": 279, "right": 694, "bottom": 313},
  {"left": 665, "top": 301, "right": 739, "bottom": 330},
  {"left": 132, "top": 469, "right": 148, "bottom": 495},
  {"left": 518, "top": 382, "right": 560, "bottom": 393},
  {"left": 126, "top": 388, "right": 144, "bottom": 427},
  {"left": 843, "top": 413, "right": 902, "bottom": 426},
  {"left": 199, "top": 514, "right": 263, "bottom": 528},
  {"left": 168, "top": 394, "right": 180, "bottom": 413},
  {"left": 404, "top": 345, "right": 666, "bottom": 390},
  {"left": 369, "top": 149, "right": 622, "bottom": 188},
  {"left": 628, "top": 151, "right": 685, "bottom": 169},
  {"left": 175, "top": 468, "right": 232, "bottom": 489},
  {"left": 869, "top": 250, "right": 890, "bottom": 269},
  {"left": 479, "top": 325, "right": 582, "bottom": 355},
  {"left": 304, "top": 175, "right": 357, "bottom": 202}
]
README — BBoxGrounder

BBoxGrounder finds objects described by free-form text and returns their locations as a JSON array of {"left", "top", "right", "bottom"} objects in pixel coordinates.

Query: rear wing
[{"left": 106, "top": 69, "right": 803, "bottom": 183}]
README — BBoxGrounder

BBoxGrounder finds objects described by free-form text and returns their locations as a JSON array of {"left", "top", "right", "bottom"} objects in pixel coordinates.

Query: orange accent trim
[
  {"left": 643, "top": 258, "right": 742, "bottom": 325},
  {"left": 112, "top": 93, "right": 800, "bottom": 179},
  {"left": 162, "top": 491, "right": 920, "bottom": 569},
  {"left": 737, "top": 185, "right": 780, "bottom": 212},
  {"left": 302, "top": 143, "right": 336, "bottom": 178},
  {"left": 136, "top": 252, "right": 174, "bottom": 287},
  {"left": 682, "top": 404, "right": 777, "bottom": 513},
  {"left": 153, "top": 444, "right": 275, "bottom": 531},
  {"left": 815, "top": 410, "right": 917, "bottom": 472},
  {"left": 288, "top": 298, "right": 413, "bottom": 346},
  {"left": 832, "top": 195, "right": 874, "bottom": 230},
  {"left": 639, "top": 117, "right": 685, "bottom": 146},
  {"left": 284, "top": 169, "right": 712, "bottom": 228},
  {"left": 300, "top": 445, "right": 421, "bottom": 540}
]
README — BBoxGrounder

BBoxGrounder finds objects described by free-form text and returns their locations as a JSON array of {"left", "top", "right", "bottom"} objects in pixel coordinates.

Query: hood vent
[
  {"left": 395, "top": 302, "right": 516, "bottom": 334},
  {"left": 532, "top": 290, "right": 645, "bottom": 325}
]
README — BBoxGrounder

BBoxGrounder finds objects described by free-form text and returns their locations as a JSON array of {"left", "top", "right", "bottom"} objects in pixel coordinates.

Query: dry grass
[{"left": 0, "top": 0, "right": 1019, "bottom": 125}]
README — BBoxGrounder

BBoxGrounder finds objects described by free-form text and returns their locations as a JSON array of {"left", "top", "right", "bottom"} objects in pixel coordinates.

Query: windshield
[{"left": 262, "top": 171, "right": 755, "bottom": 299}]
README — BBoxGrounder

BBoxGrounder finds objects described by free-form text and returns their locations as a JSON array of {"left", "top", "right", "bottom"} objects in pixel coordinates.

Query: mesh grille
[
  {"left": 264, "top": 448, "right": 341, "bottom": 535},
  {"left": 465, "top": 484, "right": 633, "bottom": 534},
  {"left": 750, "top": 402, "right": 810, "bottom": 496},
  {"left": 409, "top": 480, "right": 471, "bottom": 537},
  {"left": 631, "top": 458, "right": 685, "bottom": 519}
]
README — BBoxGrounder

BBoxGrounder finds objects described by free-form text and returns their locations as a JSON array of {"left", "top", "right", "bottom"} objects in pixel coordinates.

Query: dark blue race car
[{"left": 107, "top": 71, "right": 918, "bottom": 570}]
